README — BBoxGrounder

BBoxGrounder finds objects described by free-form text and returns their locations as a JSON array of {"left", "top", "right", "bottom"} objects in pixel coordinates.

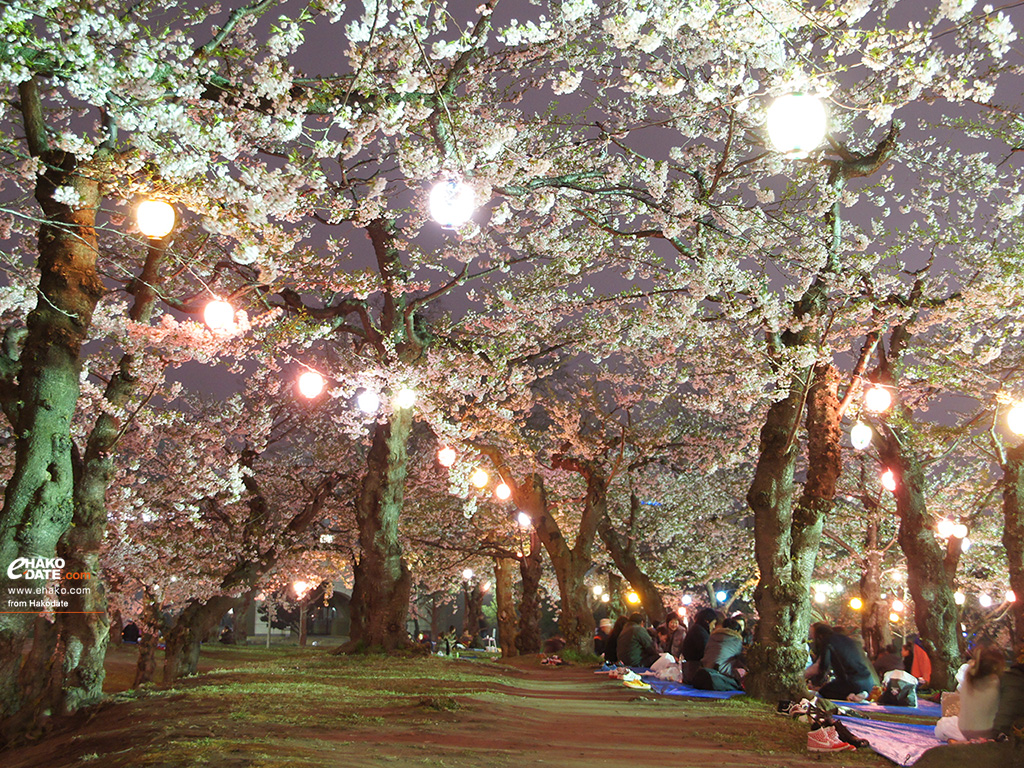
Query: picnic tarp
[
  {"left": 644, "top": 678, "right": 747, "bottom": 699},
  {"left": 837, "top": 697, "right": 942, "bottom": 719},
  {"left": 836, "top": 716, "right": 945, "bottom": 766}
]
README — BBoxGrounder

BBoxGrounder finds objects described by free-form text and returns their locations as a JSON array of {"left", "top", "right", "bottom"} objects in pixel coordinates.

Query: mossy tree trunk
[
  {"left": 347, "top": 409, "right": 414, "bottom": 651},
  {"left": 515, "top": 527, "right": 543, "bottom": 655},
  {"left": 493, "top": 557, "right": 518, "bottom": 656},
  {"left": 0, "top": 78, "right": 106, "bottom": 739},
  {"left": 996, "top": 441, "right": 1024, "bottom": 653}
]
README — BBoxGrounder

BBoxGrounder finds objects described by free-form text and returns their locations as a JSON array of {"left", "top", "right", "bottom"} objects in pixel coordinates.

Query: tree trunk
[
  {"left": 1001, "top": 443, "right": 1024, "bottom": 654},
  {"left": 745, "top": 384, "right": 809, "bottom": 702},
  {"left": 163, "top": 595, "right": 239, "bottom": 684},
  {"left": 879, "top": 432, "right": 959, "bottom": 690},
  {"left": 347, "top": 411, "right": 414, "bottom": 651},
  {"left": 0, "top": 80, "right": 106, "bottom": 736},
  {"left": 860, "top": 548, "right": 889, "bottom": 659},
  {"left": 494, "top": 557, "right": 518, "bottom": 657},
  {"left": 462, "top": 580, "right": 485, "bottom": 644},
  {"left": 599, "top": 501, "right": 665, "bottom": 624},
  {"left": 232, "top": 597, "right": 252, "bottom": 646},
  {"left": 515, "top": 528, "right": 543, "bottom": 655}
]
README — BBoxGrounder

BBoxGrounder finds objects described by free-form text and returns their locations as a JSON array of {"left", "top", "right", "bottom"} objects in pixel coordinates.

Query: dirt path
[{"left": 3, "top": 647, "right": 888, "bottom": 767}]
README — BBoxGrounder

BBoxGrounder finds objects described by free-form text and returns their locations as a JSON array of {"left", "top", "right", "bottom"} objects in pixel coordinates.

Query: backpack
[{"left": 878, "top": 670, "right": 918, "bottom": 707}]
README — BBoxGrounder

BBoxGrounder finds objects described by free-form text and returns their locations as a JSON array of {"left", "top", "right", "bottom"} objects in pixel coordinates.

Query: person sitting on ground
[
  {"left": 440, "top": 625, "right": 457, "bottom": 655},
  {"left": 617, "top": 612, "right": 660, "bottom": 668},
  {"left": 936, "top": 643, "right": 1005, "bottom": 742},
  {"left": 655, "top": 614, "right": 686, "bottom": 658},
  {"left": 594, "top": 618, "right": 614, "bottom": 657},
  {"left": 681, "top": 608, "right": 718, "bottom": 684},
  {"left": 903, "top": 635, "right": 932, "bottom": 687},
  {"left": 874, "top": 641, "right": 904, "bottom": 678},
  {"left": 604, "top": 616, "right": 628, "bottom": 665},
  {"left": 701, "top": 616, "right": 747, "bottom": 682},
  {"left": 809, "top": 622, "right": 878, "bottom": 701}
]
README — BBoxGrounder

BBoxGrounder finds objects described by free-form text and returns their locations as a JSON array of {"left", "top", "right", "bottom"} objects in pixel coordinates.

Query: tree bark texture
[
  {"left": 879, "top": 430, "right": 960, "bottom": 690},
  {"left": 494, "top": 557, "right": 518, "bottom": 656},
  {"left": 462, "top": 580, "right": 485, "bottom": 643},
  {"left": 347, "top": 410, "right": 414, "bottom": 650},
  {"left": 0, "top": 79, "right": 106, "bottom": 736},
  {"left": 515, "top": 528, "right": 543, "bottom": 655},
  {"left": 1002, "top": 443, "right": 1024, "bottom": 653}
]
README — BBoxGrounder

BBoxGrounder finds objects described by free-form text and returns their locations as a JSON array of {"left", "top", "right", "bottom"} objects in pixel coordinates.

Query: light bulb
[
  {"left": 1007, "top": 590, "right": 1017, "bottom": 603},
  {"left": 626, "top": 591, "right": 640, "bottom": 605},
  {"left": 357, "top": 390, "right": 380, "bottom": 413},
  {"left": 481, "top": 581, "right": 491, "bottom": 593},
  {"left": 881, "top": 469, "right": 897, "bottom": 491},
  {"left": 1008, "top": 403, "right": 1024, "bottom": 435},
  {"left": 850, "top": 420, "right": 873, "bottom": 450},
  {"left": 136, "top": 199, "right": 175, "bottom": 238},
  {"left": 429, "top": 178, "right": 476, "bottom": 229},
  {"left": 766, "top": 93, "right": 827, "bottom": 157},
  {"left": 849, "top": 597, "right": 864, "bottom": 610},
  {"left": 979, "top": 593, "right": 993, "bottom": 608},
  {"left": 593, "top": 585, "right": 604, "bottom": 597},
  {"left": 961, "top": 537, "right": 971, "bottom": 552},
  {"left": 936, "top": 519, "right": 955, "bottom": 538},
  {"left": 495, "top": 482, "right": 511, "bottom": 500},
  {"left": 864, "top": 385, "right": 893, "bottom": 414},
  {"left": 716, "top": 591, "right": 727, "bottom": 603},
  {"left": 517, "top": 511, "right": 531, "bottom": 528},
  {"left": 470, "top": 467, "right": 489, "bottom": 488},
  {"left": 889, "top": 612, "right": 900, "bottom": 623},
  {"left": 892, "top": 599, "right": 904, "bottom": 613},
  {"left": 952, "top": 523, "right": 968, "bottom": 539},
  {"left": 394, "top": 388, "right": 416, "bottom": 409},
  {"left": 954, "top": 591, "right": 966, "bottom": 606},
  {"left": 814, "top": 592, "right": 827, "bottom": 604},
  {"left": 462, "top": 568, "right": 474, "bottom": 580},
  {"left": 437, "top": 446, "right": 457, "bottom": 467},
  {"left": 297, "top": 371, "right": 326, "bottom": 398},
  {"left": 601, "top": 593, "right": 610, "bottom": 603},
  {"left": 681, "top": 595, "right": 693, "bottom": 606},
  {"left": 676, "top": 606, "right": 687, "bottom": 618},
  {"left": 293, "top": 580, "right": 309, "bottom": 597},
  {"left": 203, "top": 299, "right": 234, "bottom": 330}
]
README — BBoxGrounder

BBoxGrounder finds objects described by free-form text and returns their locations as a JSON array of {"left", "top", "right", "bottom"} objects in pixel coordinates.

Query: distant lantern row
[{"left": 844, "top": 591, "right": 1014, "bottom": 612}]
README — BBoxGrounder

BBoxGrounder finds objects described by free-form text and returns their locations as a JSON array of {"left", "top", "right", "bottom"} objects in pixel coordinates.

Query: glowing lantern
[
  {"left": 979, "top": 593, "right": 993, "bottom": 608},
  {"left": 850, "top": 421, "right": 873, "bottom": 450},
  {"left": 889, "top": 612, "right": 900, "bottom": 623},
  {"left": 593, "top": 585, "right": 604, "bottom": 597},
  {"left": 766, "top": 93, "right": 827, "bottom": 157},
  {"left": 1008, "top": 403, "right": 1024, "bottom": 435},
  {"left": 437, "top": 446, "right": 457, "bottom": 467},
  {"left": 1006, "top": 590, "right": 1017, "bottom": 603},
  {"left": 357, "top": 389, "right": 380, "bottom": 413},
  {"left": 715, "top": 590, "right": 727, "bottom": 603},
  {"left": 954, "top": 591, "right": 966, "bottom": 606},
  {"left": 394, "top": 388, "right": 416, "bottom": 409},
  {"left": 961, "top": 537, "right": 972, "bottom": 552},
  {"left": 864, "top": 385, "right": 893, "bottom": 414},
  {"left": 293, "top": 580, "right": 310, "bottom": 597},
  {"left": 482, "top": 581, "right": 492, "bottom": 593},
  {"left": 676, "top": 606, "right": 687, "bottom": 618},
  {"left": 814, "top": 592, "right": 827, "bottom": 604},
  {"left": 297, "top": 371, "right": 326, "bottom": 399},
  {"left": 517, "top": 511, "right": 531, "bottom": 528},
  {"left": 881, "top": 469, "right": 897, "bottom": 491},
  {"left": 462, "top": 568, "right": 474, "bottom": 580},
  {"left": 203, "top": 299, "right": 234, "bottom": 331},
  {"left": 429, "top": 177, "right": 476, "bottom": 228},
  {"left": 936, "top": 519, "right": 955, "bottom": 539},
  {"left": 849, "top": 597, "right": 864, "bottom": 611},
  {"left": 952, "top": 523, "right": 968, "bottom": 539},
  {"left": 891, "top": 599, "right": 904, "bottom": 613},
  {"left": 136, "top": 199, "right": 175, "bottom": 238},
  {"left": 470, "top": 467, "right": 489, "bottom": 488},
  {"left": 681, "top": 595, "right": 693, "bottom": 606},
  {"left": 601, "top": 593, "right": 610, "bottom": 603},
  {"left": 625, "top": 591, "right": 640, "bottom": 605},
  {"left": 495, "top": 482, "right": 512, "bottom": 500}
]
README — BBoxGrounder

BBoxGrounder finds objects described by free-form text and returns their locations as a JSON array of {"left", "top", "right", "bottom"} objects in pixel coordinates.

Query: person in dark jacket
[
  {"left": 617, "top": 612, "right": 660, "bottom": 667},
  {"left": 594, "top": 618, "right": 614, "bottom": 657},
  {"left": 873, "top": 641, "right": 904, "bottom": 678},
  {"left": 701, "top": 616, "right": 746, "bottom": 680},
  {"left": 603, "top": 615, "right": 628, "bottom": 665},
  {"left": 810, "top": 622, "right": 878, "bottom": 700},
  {"left": 682, "top": 608, "right": 718, "bottom": 683}
]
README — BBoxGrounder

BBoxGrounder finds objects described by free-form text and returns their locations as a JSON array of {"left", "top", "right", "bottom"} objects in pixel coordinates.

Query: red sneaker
[{"left": 808, "top": 726, "right": 857, "bottom": 752}]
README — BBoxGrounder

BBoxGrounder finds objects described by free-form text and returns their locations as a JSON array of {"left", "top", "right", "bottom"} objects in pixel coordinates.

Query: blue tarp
[
  {"left": 837, "top": 698, "right": 942, "bottom": 719},
  {"left": 836, "top": 715, "right": 945, "bottom": 766},
  {"left": 644, "top": 678, "right": 746, "bottom": 700}
]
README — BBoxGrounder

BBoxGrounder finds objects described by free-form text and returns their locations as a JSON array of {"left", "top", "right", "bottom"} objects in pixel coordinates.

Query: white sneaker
[{"left": 807, "top": 726, "right": 856, "bottom": 753}]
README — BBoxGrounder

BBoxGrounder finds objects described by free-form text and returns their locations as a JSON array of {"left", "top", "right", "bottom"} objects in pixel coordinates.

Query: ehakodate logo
[{"left": 6, "top": 557, "right": 64, "bottom": 580}]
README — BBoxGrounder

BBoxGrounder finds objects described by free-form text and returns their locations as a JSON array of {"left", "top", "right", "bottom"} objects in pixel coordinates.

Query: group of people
[{"left": 594, "top": 607, "right": 750, "bottom": 690}]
